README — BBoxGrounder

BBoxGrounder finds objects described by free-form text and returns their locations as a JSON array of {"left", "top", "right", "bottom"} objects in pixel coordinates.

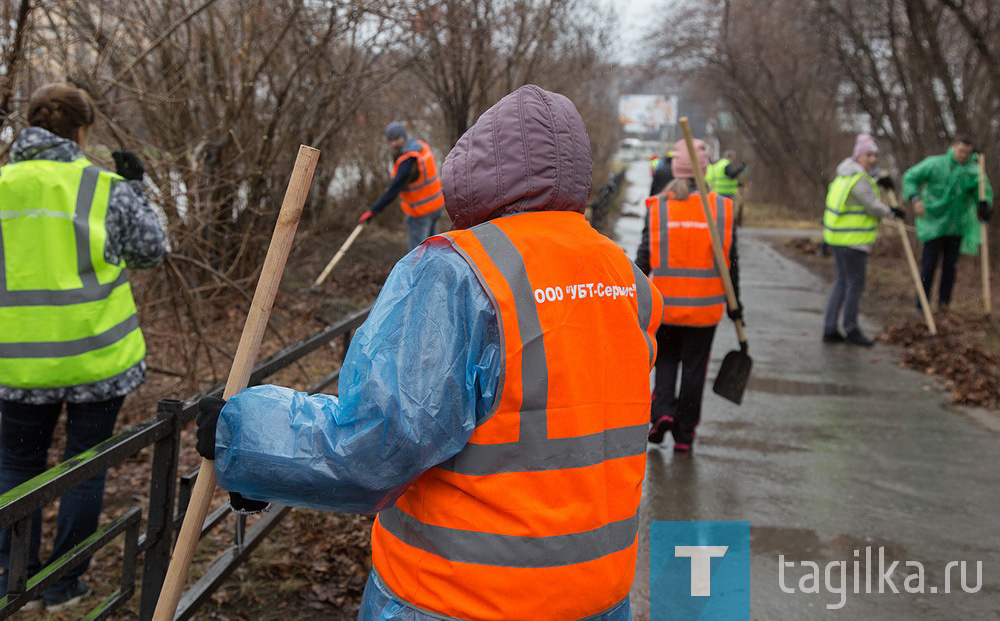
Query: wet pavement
[{"left": 615, "top": 161, "right": 1000, "bottom": 619}]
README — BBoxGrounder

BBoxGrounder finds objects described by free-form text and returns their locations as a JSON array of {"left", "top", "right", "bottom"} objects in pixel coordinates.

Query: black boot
[
  {"left": 844, "top": 329, "right": 874, "bottom": 347},
  {"left": 822, "top": 331, "right": 846, "bottom": 343},
  {"left": 648, "top": 415, "right": 675, "bottom": 444}
]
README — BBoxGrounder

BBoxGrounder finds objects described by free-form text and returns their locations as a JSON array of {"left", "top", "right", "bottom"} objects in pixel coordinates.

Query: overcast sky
[{"left": 612, "top": 0, "right": 664, "bottom": 63}]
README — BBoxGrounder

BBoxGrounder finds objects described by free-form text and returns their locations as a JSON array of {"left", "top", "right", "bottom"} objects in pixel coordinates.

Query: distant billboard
[{"left": 618, "top": 95, "right": 678, "bottom": 134}]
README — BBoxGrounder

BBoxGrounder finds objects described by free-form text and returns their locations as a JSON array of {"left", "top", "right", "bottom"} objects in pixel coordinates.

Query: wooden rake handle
[
  {"left": 153, "top": 145, "right": 320, "bottom": 620},
  {"left": 679, "top": 118, "right": 747, "bottom": 345},
  {"left": 887, "top": 189, "right": 937, "bottom": 335},
  {"left": 979, "top": 154, "right": 991, "bottom": 315},
  {"left": 310, "top": 222, "right": 367, "bottom": 291}
]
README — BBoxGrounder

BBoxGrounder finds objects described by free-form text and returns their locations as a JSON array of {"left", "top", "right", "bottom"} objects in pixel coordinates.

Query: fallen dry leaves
[{"left": 881, "top": 313, "right": 1000, "bottom": 408}]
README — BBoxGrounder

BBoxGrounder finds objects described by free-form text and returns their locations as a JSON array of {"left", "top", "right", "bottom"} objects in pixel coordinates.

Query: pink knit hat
[
  {"left": 671, "top": 138, "right": 709, "bottom": 179},
  {"left": 852, "top": 133, "right": 878, "bottom": 160}
]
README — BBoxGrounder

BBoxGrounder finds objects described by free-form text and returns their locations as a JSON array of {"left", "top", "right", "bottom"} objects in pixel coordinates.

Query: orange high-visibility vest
[
  {"left": 646, "top": 191, "right": 733, "bottom": 327},
  {"left": 371, "top": 211, "right": 661, "bottom": 621},
  {"left": 393, "top": 140, "right": 444, "bottom": 218}
]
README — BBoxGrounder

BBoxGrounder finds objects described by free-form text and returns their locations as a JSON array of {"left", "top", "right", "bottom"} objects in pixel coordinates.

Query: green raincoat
[{"left": 902, "top": 148, "right": 994, "bottom": 255}]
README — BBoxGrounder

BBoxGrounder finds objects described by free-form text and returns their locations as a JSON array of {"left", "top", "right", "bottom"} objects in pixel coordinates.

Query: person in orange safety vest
[
  {"left": 635, "top": 138, "right": 742, "bottom": 452},
  {"left": 197, "top": 85, "right": 662, "bottom": 621},
  {"left": 358, "top": 122, "right": 446, "bottom": 249}
]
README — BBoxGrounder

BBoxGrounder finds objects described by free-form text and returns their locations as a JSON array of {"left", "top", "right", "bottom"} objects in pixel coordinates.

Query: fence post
[
  {"left": 7, "top": 517, "right": 32, "bottom": 596},
  {"left": 139, "top": 399, "right": 182, "bottom": 620}
]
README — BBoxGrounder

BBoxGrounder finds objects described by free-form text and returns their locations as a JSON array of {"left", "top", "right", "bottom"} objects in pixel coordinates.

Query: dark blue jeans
[
  {"left": 0, "top": 397, "right": 123, "bottom": 593},
  {"left": 824, "top": 246, "right": 868, "bottom": 334},
  {"left": 919, "top": 235, "right": 962, "bottom": 307},
  {"left": 406, "top": 209, "right": 442, "bottom": 250}
]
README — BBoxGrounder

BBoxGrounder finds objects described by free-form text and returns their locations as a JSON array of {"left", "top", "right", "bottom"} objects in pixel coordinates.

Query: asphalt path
[{"left": 616, "top": 160, "right": 1000, "bottom": 620}]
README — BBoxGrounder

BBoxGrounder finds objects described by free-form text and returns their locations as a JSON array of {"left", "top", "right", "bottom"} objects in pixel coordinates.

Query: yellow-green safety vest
[
  {"left": 706, "top": 159, "right": 738, "bottom": 196},
  {"left": 823, "top": 172, "right": 880, "bottom": 246},
  {"left": 0, "top": 157, "right": 145, "bottom": 388}
]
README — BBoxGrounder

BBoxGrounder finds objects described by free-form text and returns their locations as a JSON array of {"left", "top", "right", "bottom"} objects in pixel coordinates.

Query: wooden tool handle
[
  {"left": 887, "top": 189, "right": 937, "bottom": 335},
  {"left": 679, "top": 118, "right": 747, "bottom": 345},
  {"left": 153, "top": 145, "right": 319, "bottom": 620},
  {"left": 979, "top": 154, "right": 988, "bottom": 202},
  {"left": 982, "top": 224, "right": 991, "bottom": 315},
  {"left": 979, "top": 155, "right": 991, "bottom": 314},
  {"left": 311, "top": 222, "right": 367, "bottom": 290}
]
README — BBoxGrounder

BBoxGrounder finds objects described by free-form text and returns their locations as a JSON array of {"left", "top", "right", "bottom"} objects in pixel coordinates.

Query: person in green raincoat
[{"left": 902, "top": 136, "right": 994, "bottom": 309}]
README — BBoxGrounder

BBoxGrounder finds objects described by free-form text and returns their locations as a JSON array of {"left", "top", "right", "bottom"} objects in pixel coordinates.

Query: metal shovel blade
[{"left": 713, "top": 348, "right": 753, "bottom": 405}]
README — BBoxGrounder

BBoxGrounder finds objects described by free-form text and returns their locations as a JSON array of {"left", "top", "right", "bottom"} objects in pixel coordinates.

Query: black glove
[
  {"left": 978, "top": 201, "right": 991, "bottom": 223},
  {"left": 195, "top": 396, "right": 270, "bottom": 514},
  {"left": 727, "top": 304, "right": 745, "bottom": 324},
  {"left": 229, "top": 492, "right": 270, "bottom": 514},
  {"left": 876, "top": 176, "right": 895, "bottom": 192},
  {"left": 112, "top": 150, "right": 144, "bottom": 181},
  {"left": 195, "top": 396, "right": 225, "bottom": 461},
  {"left": 891, "top": 207, "right": 906, "bottom": 221}
]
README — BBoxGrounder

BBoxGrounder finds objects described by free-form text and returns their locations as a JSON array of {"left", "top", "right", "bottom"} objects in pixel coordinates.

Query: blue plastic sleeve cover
[{"left": 214, "top": 238, "right": 500, "bottom": 514}]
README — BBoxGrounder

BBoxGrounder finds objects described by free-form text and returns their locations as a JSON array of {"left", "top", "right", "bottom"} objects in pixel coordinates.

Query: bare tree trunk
[{"left": 0, "top": 0, "right": 33, "bottom": 130}]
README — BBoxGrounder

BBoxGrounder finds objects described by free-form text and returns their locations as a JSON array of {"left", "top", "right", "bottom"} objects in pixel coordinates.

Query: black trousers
[
  {"left": 650, "top": 324, "right": 717, "bottom": 446},
  {"left": 919, "top": 235, "right": 962, "bottom": 307},
  {"left": 0, "top": 397, "right": 123, "bottom": 595}
]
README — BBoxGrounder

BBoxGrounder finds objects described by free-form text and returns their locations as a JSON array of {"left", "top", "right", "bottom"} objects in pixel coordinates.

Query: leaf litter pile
[{"left": 881, "top": 313, "right": 1000, "bottom": 408}]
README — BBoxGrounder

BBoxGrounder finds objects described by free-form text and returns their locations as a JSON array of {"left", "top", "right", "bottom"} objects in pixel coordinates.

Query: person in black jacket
[{"left": 649, "top": 151, "right": 674, "bottom": 197}]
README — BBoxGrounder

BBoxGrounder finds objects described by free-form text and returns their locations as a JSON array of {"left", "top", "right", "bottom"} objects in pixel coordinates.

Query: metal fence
[{"left": 0, "top": 307, "right": 370, "bottom": 620}]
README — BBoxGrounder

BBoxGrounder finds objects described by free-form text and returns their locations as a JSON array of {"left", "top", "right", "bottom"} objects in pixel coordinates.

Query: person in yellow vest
[
  {"left": 358, "top": 122, "right": 445, "bottom": 250},
  {"left": 0, "top": 83, "right": 166, "bottom": 611},
  {"left": 636, "top": 139, "right": 741, "bottom": 451},
  {"left": 823, "top": 133, "right": 904, "bottom": 346},
  {"left": 704, "top": 149, "right": 745, "bottom": 199},
  {"left": 195, "top": 85, "right": 661, "bottom": 620}
]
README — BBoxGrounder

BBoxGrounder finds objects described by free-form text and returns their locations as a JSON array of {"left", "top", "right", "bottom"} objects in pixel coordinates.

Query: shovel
[
  {"left": 679, "top": 118, "right": 752, "bottom": 404},
  {"left": 310, "top": 222, "right": 367, "bottom": 293}
]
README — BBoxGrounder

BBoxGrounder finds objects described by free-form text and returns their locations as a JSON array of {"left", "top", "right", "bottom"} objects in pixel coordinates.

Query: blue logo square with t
[{"left": 650, "top": 521, "right": 750, "bottom": 621}]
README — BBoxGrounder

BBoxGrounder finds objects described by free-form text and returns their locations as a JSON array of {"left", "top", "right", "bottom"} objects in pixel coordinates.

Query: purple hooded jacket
[{"left": 443, "top": 84, "right": 593, "bottom": 229}]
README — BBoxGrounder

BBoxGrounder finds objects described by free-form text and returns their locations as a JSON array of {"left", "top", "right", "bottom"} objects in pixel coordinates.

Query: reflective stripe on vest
[
  {"left": 378, "top": 507, "right": 640, "bottom": 568},
  {"left": 647, "top": 191, "right": 733, "bottom": 326},
  {"left": 0, "top": 158, "right": 145, "bottom": 388},
  {"left": 394, "top": 140, "right": 444, "bottom": 218},
  {"left": 823, "top": 173, "right": 879, "bottom": 246},
  {"left": 706, "top": 159, "right": 738, "bottom": 196},
  {"left": 371, "top": 211, "right": 661, "bottom": 621}
]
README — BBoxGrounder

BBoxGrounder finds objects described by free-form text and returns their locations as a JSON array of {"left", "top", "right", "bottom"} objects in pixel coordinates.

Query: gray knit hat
[{"left": 385, "top": 122, "right": 408, "bottom": 140}]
